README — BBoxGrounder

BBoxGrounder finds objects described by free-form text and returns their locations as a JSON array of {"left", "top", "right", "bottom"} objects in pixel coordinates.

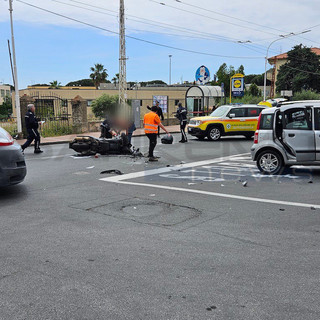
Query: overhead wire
[
  {"left": 65, "top": 0, "right": 280, "bottom": 53},
  {"left": 149, "top": 0, "right": 281, "bottom": 37},
  {"left": 53, "top": 0, "right": 278, "bottom": 55},
  {"left": 16, "top": 0, "right": 264, "bottom": 59},
  {"left": 165, "top": 0, "right": 319, "bottom": 46}
]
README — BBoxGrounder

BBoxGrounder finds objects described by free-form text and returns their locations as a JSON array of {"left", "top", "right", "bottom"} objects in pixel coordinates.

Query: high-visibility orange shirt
[{"left": 144, "top": 111, "right": 161, "bottom": 134}]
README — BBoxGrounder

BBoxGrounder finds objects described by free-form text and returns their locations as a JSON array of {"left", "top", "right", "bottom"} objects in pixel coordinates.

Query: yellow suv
[{"left": 188, "top": 104, "right": 266, "bottom": 141}]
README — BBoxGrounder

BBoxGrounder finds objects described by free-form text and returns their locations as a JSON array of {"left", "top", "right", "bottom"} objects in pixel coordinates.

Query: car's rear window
[{"left": 260, "top": 114, "right": 274, "bottom": 130}]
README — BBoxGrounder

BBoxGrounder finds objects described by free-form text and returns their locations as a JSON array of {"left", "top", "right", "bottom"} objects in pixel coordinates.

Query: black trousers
[
  {"left": 180, "top": 121, "right": 187, "bottom": 141},
  {"left": 146, "top": 133, "right": 157, "bottom": 157},
  {"left": 22, "top": 128, "right": 41, "bottom": 150}
]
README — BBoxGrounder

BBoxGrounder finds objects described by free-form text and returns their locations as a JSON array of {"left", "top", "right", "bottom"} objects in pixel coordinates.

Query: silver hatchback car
[
  {"left": 0, "top": 127, "right": 27, "bottom": 186},
  {"left": 251, "top": 102, "right": 320, "bottom": 174}
]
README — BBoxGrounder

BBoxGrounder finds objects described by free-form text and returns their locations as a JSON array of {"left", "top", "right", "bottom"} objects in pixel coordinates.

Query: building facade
[
  {"left": 268, "top": 47, "right": 320, "bottom": 97},
  {"left": 0, "top": 85, "right": 11, "bottom": 104}
]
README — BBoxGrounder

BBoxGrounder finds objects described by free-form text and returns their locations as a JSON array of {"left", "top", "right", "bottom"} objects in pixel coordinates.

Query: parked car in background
[
  {"left": 188, "top": 104, "right": 266, "bottom": 141},
  {"left": 0, "top": 127, "right": 26, "bottom": 186},
  {"left": 251, "top": 103, "right": 320, "bottom": 174}
]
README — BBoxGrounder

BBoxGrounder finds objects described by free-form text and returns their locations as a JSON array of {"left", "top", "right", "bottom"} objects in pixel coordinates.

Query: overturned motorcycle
[{"left": 69, "top": 133, "right": 141, "bottom": 157}]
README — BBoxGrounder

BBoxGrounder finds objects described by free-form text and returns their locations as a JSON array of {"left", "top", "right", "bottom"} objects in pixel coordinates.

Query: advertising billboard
[{"left": 195, "top": 65, "right": 210, "bottom": 85}]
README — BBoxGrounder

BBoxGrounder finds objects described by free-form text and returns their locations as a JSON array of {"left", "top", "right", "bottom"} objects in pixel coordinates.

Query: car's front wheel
[
  {"left": 207, "top": 127, "right": 221, "bottom": 141},
  {"left": 257, "top": 150, "right": 283, "bottom": 175}
]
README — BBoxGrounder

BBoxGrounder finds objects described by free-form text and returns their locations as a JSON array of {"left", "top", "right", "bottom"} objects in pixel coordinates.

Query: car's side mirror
[
  {"left": 229, "top": 113, "right": 235, "bottom": 118},
  {"left": 13, "top": 134, "right": 18, "bottom": 140}
]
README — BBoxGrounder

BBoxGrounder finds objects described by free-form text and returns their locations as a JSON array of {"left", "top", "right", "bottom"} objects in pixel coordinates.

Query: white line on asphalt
[
  {"left": 100, "top": 152, "right": 320, "bottom": 209},
  {"left": 100, "top": 153, "right": 250, "bottom": 182},
  {"left": 111, "top": 181, "right": 320, "bottom": 209},
  {"left": 26, "top": 154, "right": 74, "bottom": 161}
]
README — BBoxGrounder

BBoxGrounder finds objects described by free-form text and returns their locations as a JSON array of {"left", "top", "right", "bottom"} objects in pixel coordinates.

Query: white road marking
[
  {"left": 26, "top": 154, "right": 74, "bottom": 161},
  {"left": 218, "top": 162, "right": 257, "bottom": 168},
  {"left": 111, "top": 180, "right": 320, "bottom": 209},
  {"left": 100, "top": 153, "right": 250, "bottom": 182},
  {"left": 100, "top": 152, "right": 320, "bottom": 209}
]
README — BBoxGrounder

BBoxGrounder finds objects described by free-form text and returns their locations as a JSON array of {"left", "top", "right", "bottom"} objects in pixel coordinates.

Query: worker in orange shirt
[{"left": 144, "top": 105, "right": 170, "bottom": 162}]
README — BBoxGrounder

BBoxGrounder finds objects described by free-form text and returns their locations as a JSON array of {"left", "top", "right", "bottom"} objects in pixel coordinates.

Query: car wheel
[
  {"left": 257, "top": 150, "right": 283, "bottom": 175},
  {"left": 207, "top": 127, "right": 221, "bottom": 141}
]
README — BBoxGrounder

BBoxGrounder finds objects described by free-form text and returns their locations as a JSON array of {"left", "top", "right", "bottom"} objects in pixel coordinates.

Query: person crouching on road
[
  {"left": 21, "top": 104, "right": 43, "bottom": 154},
  {"left": 176, "top": 102, "right": 188, "bottom": 143},
  {"left": 144, "top": 105, "right": 169, "bottom": 162}
]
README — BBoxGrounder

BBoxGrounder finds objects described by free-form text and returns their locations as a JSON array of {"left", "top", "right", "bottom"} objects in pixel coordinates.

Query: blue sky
[{"left": 0, "top": 0, "right": 319, "bottom": 88}]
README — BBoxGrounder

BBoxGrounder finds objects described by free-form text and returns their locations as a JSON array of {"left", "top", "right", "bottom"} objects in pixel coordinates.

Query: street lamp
[
  {"left": 263, "top": 30, "right": 311, "bottom": 101},
  {"left": 169, "top": 55, "right": 172, "bottom": 85}
]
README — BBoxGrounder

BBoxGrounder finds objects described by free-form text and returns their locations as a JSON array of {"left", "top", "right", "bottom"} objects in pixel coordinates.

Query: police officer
[
  {"left": 176, "top": 102, "right": 188, "bottom": 143},
  {"left": 21, "top": 104, "right": 43, "bottom": 153}
]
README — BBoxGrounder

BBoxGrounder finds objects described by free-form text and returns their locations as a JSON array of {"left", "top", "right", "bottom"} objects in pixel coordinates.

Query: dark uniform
[
  {"left": 21, "top": 110, "right": 42, "bottom": 153},
  {"left": 100, "top": 118, "right": 113, "bottom": 139},
  {"left": 176, "top": 103, "right": 188, "bottom": 143}
]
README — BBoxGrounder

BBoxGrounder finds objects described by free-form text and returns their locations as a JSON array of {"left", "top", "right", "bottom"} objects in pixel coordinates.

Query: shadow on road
[{"left": 0, "top": 184, "right": 28, "bottom": 202}]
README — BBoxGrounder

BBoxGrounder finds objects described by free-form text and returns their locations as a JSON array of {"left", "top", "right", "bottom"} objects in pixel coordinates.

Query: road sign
[{"left": 230, "top": 73, "right": 245, "bottom": 102}]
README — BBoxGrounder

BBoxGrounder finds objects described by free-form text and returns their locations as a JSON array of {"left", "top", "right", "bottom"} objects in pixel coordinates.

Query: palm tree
[
  {"left": 112, "top": 73, "right": 119, "bottom": 85},
  {"left": 90, "top": 64, "right": 108, "bottom": 89},
  {"left": 49, "top": 80, "right": 61, "bottom": 89}
]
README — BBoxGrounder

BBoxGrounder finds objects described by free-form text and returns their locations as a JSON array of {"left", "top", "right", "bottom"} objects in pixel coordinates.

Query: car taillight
[
  {"left": 254, "top": 130, "right": 259, "bottom": 144},
  {"left": 0, "top": 132, "right": 14, "bottom": 146},
  {"left": 257, "top": 113, "right": 262, "bottom": 130}
]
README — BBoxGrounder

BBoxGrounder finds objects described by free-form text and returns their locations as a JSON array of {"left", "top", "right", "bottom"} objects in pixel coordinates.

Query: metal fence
[{"left": 30, "top": 93, "right": 73, "bottom": 137}]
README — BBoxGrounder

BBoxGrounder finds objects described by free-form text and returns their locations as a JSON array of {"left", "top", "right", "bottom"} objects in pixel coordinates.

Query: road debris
[
  {"left": 100, "top": 169, "right": 123, "bottom": 175},
  {"left": 242, "top": 181, "right": 247, "bottom": 187}
]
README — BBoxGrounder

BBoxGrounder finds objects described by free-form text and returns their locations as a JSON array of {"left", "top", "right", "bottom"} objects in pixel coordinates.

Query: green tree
[
  {"left": 30, "top": 83, "right": 49, "bottom": 87},
  {"left": 49, "top": 80, "right": 62, "bottom": 89},
  {"left": 237, "top": 65, "right": 245, "bottom": 75},
  {"left": 112, "top": 73, "right": 119, "bottom": 85},
  {"left": 216, "top": 63, "right": 236, "bottom": 94},
  {"left": 0, "top": 95, "right": 12, "bottom": 116},
  {"left": 276, "top": 44, "right": 320, "bottom": 93},
  {"left": 66, "top": 79, "right": 95, "bottom": 87},
  {"left": 90, "top": 63, "right": 108, "bottom": 89},
  {"left": 91, "top": 94, "right": 118, "bottom": 118},
  {"left": 248, "top": 83, "right": 261, "bottom": 96},
  {"left": 140, "top": 80, "right": 167, "bottom": 87}
]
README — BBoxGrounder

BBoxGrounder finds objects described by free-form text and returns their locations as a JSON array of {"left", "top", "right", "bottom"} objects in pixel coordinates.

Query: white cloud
[{"left": 0, "top": 0, "right": 319, "bottom": 54}]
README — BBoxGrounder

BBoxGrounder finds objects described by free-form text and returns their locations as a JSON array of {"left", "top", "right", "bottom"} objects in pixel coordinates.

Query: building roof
[
  {"left": 268, "top": 47, "right": 320, "bottom": 63},
  {"left": 186, "top": 86, "right": 223, "bottom": 98}
]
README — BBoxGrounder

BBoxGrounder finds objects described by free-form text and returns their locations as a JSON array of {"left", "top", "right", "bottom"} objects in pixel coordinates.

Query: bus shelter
[{"left": 185, "top": 86, "right": 223, "bottom": 117}]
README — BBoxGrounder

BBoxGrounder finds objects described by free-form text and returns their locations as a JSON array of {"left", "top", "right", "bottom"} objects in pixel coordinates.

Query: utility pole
[
  {"left": 169, "top": 55, "right": 172, "bottom": 85},
  {"left": 8, "top": 0, "right": 22, "bottom": 135},
  {"left": 119, "top": 0, "right": 127, "bottom": 108}
]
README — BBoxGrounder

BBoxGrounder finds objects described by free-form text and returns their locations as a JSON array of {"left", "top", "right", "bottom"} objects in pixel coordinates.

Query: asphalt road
[{"left": 1, "top": 134, "right": 320, "bottom": 320}]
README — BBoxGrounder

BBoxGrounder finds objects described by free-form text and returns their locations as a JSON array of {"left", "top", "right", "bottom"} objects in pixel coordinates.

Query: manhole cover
[
  {"left": 121, "top": 202, "right": 200, "bottom": 226},
  {"left": 92, "top": 198, "right": 201, "bottom": 227}
]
